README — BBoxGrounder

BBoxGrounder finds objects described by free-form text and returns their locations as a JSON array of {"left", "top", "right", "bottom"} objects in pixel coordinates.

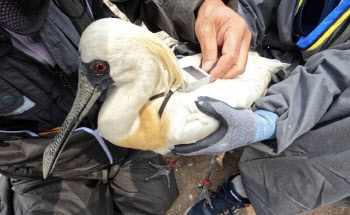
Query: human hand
[
  {"left": 172, "top": 97, "right": 278, "bottom": 156},
  {"left": 173, "top": 97, "right": 257, "bottom": 155},
  {"left": 195, "top": 0, "right": 251, "bottom": 82}
]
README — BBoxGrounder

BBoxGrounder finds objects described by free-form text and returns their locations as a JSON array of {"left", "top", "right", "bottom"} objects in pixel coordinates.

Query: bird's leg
[
  {"left": 195, "top": 155, "right": 218, "bottom": 209},
  {"left": 144, "top": 155, "right": 183, "bottom": 188}
]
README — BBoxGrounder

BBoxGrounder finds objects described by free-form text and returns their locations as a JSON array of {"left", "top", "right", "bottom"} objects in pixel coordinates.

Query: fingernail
[
  {"left": 202, "top": 61, "right": 213, "bottom": 71},
  {"left": 210, "top": 77, "right": 217, "bottom": 82}
]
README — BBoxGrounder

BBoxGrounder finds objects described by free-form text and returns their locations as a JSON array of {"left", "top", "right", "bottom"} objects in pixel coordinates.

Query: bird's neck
[{"left": 97, "top": 75, "right": 166, "bottom": 144}]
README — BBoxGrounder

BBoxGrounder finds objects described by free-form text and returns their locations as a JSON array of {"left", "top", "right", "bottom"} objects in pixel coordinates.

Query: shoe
[{"left": 186, "top": 174, "right": 250, "bottom": 215}]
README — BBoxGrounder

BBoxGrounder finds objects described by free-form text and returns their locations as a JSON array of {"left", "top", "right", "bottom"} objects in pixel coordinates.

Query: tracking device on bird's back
[{"left": 178, "top": 54, "right": 211, "bottom": 92}]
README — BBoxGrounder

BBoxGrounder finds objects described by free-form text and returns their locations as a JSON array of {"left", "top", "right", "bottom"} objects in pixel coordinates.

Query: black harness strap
[
  {"left": 149, "top": 92, "right": 165, "bottom": 101},
  {"left": 149, "top": 90, "right": 174, "bottom": 118}
]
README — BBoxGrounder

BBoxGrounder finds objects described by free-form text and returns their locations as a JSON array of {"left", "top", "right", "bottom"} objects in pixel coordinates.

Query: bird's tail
[{"left": 248, "top": 52, "right": 290, "bottom": 75}]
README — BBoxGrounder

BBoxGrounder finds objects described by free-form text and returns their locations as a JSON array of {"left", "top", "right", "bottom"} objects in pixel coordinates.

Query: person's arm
[
  {"left": 195, "top": 0, "right": 251, "bottom": 81},
  {"left": 255, "top": 41, "right": 350, "bottom": 154},
  {"left": 172, "top": 96, "right": 279, "bottom": 156},
  {"left": 237, "top": 0, "right": 282, "bottom": 48},
  {"left": 111, "top": 0, "right": 279, "bottom": 80},
  {"left": 111, "top": 0, "right": 281, "bottom": 45},
  {"left": 110, "top": 0, "right": 202, "bottom": 43},
  {"left": 174, "top": 42, "right": 350, "bottom": 156}
]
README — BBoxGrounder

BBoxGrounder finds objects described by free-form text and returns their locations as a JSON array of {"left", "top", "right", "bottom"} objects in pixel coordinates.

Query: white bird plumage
[{"left": 79, "top": 18, "right": 289, "bottom": 155}]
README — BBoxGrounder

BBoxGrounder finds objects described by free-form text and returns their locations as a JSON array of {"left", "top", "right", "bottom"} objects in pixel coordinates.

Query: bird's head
[{"left": 42, "top": 18, "right": 185, "bottom": 179}]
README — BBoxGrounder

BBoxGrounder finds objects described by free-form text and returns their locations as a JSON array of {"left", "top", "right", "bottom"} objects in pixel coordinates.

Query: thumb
[
  {"left": 196, "top": 96, "right": 232, "bottom": 119},
  {"left": 195, "top": 96, "right": 220, "bottom": 117},
  {"left": 199, "top": 27, "right": 218, "bottom": 72}
]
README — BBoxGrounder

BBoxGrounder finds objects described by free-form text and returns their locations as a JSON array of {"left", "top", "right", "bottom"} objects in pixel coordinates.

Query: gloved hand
[{"left": 172, "top": 97, "right": 279, "bottom": 156}]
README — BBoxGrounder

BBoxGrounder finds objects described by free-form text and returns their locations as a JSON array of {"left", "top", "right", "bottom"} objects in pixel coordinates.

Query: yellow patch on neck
[{"left": 114, "top": 100, "right": 169, "bottom": 152}]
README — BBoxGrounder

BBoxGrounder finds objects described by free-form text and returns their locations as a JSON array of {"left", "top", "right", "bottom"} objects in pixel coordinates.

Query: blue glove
[{"left": 172, "top": 97, "right": 279, "bottom": 155}]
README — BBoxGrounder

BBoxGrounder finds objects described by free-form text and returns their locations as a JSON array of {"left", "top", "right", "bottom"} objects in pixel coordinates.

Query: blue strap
[
  {"left": 293, "top": 0, "right": 341, "bottom": 37},
  {"left": 0, "top": 130, "right": 39, "bottom": 137},
  {"left": 85, "top": 0, "right": 94, "bottom": 19},
  {"left": 320, "top": 0, "right": 342, "bottom": 23},
  {"left": 75, "top": 127, "right": 113, "bottom": 164},
  {"left": 297, "top": 0, "right": 350, "bottom": 49},
  {"left": 293, "top": 0, "right": 310, "bottom": 37}
]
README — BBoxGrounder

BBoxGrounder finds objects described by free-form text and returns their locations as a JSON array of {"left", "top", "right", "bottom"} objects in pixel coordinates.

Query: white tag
[{"left": 178, "top": 55, "right": 211, "bottom": 92}]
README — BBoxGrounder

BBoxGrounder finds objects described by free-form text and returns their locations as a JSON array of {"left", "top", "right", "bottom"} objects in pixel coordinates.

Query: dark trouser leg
[
  {"left": 0, "top": 130, "right": 127, "bottom": 215},
  {"left": 239, "top": 115, "right": 350, "bottom": 215},
  {"left": 0, "top": 130, "right": 178, "bottom": 214},
  {"left": 110, "top": 150, "right": 179, "bottom": 215},
  {"left": 0, "top": 176, "right": 14, "bottom": 215},
  {"left": 1, "top": 176, "right": 115, "bottom": 215},
  {"left": 0, "top": 149, "right": 177, "bottom": 215}
]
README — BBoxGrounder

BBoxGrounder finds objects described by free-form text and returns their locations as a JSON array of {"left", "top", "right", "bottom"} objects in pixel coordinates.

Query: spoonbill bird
[{"left": 42, "top": 18, "right": 289, "bottom": 179}]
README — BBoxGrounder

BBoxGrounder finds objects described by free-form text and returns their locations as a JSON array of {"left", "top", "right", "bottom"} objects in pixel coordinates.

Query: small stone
[{"left": 188, "top": 162, "right": 193, "bottom": 167}]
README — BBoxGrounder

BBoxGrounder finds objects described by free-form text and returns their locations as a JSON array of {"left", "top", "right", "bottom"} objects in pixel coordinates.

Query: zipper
[{"left": 55, "top": 67, "right": 77, "bottom": 96}]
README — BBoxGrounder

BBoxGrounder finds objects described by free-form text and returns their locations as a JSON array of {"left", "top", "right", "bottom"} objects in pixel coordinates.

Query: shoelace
[{"left": 206, "top": 185, "right": 247, "bottom": 214}]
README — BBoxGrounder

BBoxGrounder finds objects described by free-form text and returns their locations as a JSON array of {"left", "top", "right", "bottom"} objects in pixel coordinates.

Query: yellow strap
[
  {"left": 38, "top": 127, "right": 61, "bottom": 136},
  {"left": 307, "top": 7, "right": 350, "bottom": 51},
  {"left": 295, "top": 0, "right": 304, "bottom": 16}
]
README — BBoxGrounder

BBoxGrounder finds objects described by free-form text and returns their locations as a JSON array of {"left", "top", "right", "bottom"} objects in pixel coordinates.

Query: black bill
[{"left": 42, "top": 72, "right": 103, "bottom": 179}]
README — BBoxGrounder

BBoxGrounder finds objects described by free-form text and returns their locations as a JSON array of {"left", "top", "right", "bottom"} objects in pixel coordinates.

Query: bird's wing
[{"left": 164, "top": 92, "right": 220, "bottom": 147}]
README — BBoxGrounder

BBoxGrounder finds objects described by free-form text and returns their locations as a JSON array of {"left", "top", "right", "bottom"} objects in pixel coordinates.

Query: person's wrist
[
  {"left": 253, "top": 110, "right": 279, "bottom": 142},
  {"left": 200, "top": 0, "right": 225, "bottom": 9},
  {"left": 202, "top": 0, "right": 223, "bottom": 4},
  {"left": 198, "top": 0, "right": 225, "bottom": 17}
]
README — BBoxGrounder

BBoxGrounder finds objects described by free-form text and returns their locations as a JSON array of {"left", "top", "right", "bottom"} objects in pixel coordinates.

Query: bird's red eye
[{"left": 94, "top": 63, "right": 106, "bottom": 72}]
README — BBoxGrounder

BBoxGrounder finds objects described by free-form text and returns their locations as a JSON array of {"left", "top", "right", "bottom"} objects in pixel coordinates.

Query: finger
[
  {"left": 195, "top": 97, "right": 219, "bottom": 117},
  {"left": 198, "top": 25, "right": 218, "bottom": 72},
  {"left": 196, "top": 96, "right": 232, "bottom": 116},
  {"left": 195, "top": 97, "right": 229, "bottom": 127},
  {"left": 197, "top": 96, "right": 221, "bottom": 104},
  {"left": 222, "top": 31, "right": 250, "bottom": 79},
  {"left": 209, "top": 28, "right": 242, "bottom": 81}
]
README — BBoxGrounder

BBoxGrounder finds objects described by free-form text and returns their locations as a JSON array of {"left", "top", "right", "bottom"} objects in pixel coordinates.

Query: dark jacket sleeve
[
  {"left": 254, "top": 41, "right": 350, "bottom": 154},
  {"left": 110, "top": 0, "right": 203, "bottom": 43},
  {"left": 237, "top": 0, "right": 282, "bottom": 48},
  {"left": 111, "top": 0, "right": 281, "bottom": 47}
]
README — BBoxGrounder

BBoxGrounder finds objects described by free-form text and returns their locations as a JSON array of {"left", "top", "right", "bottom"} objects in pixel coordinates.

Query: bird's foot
[
  {"left": 144, "top": 160, "right": 176, "bottom": 188},
  {"left": 195, "top": 179, "right": 213, "bottom": 208},
  {"left": 144, "top": 155, "right": 182, "bottom": 188}
]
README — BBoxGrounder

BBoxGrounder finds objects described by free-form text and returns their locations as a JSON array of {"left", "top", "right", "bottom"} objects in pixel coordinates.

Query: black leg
[
  {"left": 194, "top": 155, "right": 218, "bottom": 209},
  {"left": 144, "top": 155, "right": 183, "bottom": 188}
]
